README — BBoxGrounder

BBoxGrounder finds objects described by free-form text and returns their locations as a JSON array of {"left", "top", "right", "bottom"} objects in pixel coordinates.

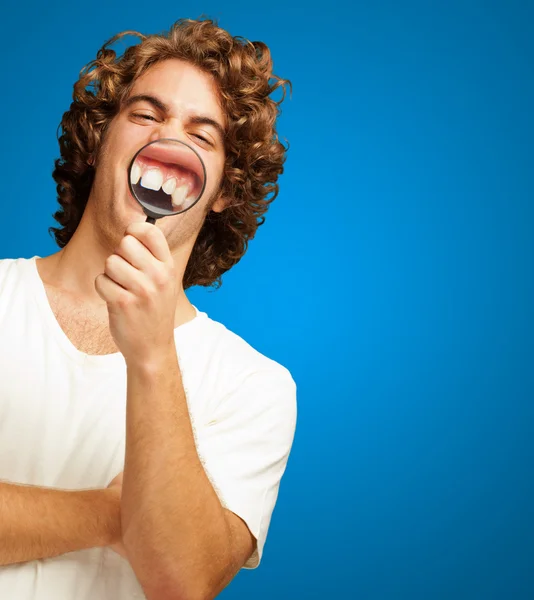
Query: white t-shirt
[{"left": 0, "top": 257, "right": 297, "bottom": 600}]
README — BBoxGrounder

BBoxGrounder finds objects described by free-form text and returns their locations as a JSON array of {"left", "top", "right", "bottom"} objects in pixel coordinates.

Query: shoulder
[
  {"left": 192, "top": 311, "right": 295, "bottom": 386},
  {"left": 0, "top": 257, "right": 21, "bottom": 278},
  {"left": 184, "top": 310, "right": 297, "bottom": 419},
  {"left": 0, "top": 257, "right": 35, "bottom": 291}
]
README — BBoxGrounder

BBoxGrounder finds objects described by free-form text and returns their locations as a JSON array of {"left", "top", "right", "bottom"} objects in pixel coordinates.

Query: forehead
[{"left": 128, "top": 59, "right": 224, "bottom": 122}]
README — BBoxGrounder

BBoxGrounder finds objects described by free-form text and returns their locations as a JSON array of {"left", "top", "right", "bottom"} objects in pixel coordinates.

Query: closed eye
[
  {"left": 132, "top": 113, "right": 158, "bottom": 122},
  {"left": 191, "top": 133, "right": 213, "bottom": 147}
]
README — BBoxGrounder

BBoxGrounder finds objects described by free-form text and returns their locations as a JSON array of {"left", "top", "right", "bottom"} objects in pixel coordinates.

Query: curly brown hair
[{"left": 50, "top": 18, "right": 290, "bottom": 288}]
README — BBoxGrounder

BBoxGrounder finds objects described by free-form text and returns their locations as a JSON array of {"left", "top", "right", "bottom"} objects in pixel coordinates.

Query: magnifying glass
[{"left": 128, "top": 138, "right": 207, "bottom": 224}]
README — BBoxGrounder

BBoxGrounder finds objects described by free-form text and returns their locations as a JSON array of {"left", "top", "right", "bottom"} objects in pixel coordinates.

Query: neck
[{"left": 38, "top": 205, "right": 196, "bottom": 328}]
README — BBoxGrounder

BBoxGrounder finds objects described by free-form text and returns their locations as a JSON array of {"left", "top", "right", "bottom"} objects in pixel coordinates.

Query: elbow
[
  {"left": 124, "top": 524, "right": 232, "bottom": 600},
  {"left": 123, "top": 533, "right": 209, "bottom": 599},
  {"left": 137, "top": 564, "right": 212, "bottom": 600},
  {"left": 143, "top": 577, "right": 211, "bottom": 600}
]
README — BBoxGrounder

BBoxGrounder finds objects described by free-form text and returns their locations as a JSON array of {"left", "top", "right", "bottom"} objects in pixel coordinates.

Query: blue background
[{"left": 2, "top": 1, "right": 533, "bottom": 598}]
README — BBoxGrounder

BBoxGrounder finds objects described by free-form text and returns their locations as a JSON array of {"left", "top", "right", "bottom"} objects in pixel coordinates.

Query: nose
[{"left": 148, "top": 118, "right": 185, "bottom": 144}]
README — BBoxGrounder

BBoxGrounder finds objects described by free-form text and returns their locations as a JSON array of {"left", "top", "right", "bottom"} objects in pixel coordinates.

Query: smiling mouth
[
  {"left": 129, "top": 141, "right": 205, "bottom": 212},
  {"left": 130, "top": 157, "right": 201, "bottom": 210}
]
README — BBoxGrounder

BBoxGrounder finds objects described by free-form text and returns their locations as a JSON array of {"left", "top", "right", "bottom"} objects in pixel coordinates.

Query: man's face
[{"left": 88, "top": 58, "right": 227, "bottom": 253}]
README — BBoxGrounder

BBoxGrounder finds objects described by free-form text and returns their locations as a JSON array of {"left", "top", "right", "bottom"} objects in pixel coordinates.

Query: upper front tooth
[
  {"left": 130, "top": 162, "right": 142, "bottom": 185},
  {"left": 162, "top": 177, "right": 177, "bottom": 195},
  {"left": 171, "top": 184, "right": 189, "bottom": 208},
  {"left": 140, "top": 169, "right": 163, "bottom": 191}
]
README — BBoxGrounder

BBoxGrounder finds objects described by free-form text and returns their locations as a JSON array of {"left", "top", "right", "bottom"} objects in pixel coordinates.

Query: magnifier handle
[{"left": 146, "top": 216, "right": 156, "bottom": 225}]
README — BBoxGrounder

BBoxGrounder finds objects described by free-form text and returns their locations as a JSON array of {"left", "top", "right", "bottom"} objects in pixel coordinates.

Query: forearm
[
  {"left": 0, "top": 481, "right": 121, "bottom": 566},
  {"left": 122, "top": 348, "right": 231, "bottom": 599}
]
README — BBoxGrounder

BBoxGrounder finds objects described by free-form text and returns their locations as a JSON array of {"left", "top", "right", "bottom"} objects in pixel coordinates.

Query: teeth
[
  {"left": 162, "top": 177, "right": 177, "bottom": 195},
  {"left": 171, "top": 185, "right": 189, "bottom": 208},
  {"left": 140, "top": 169, "right": 163, "bottom": 191},
  {"left": 130, "top": 162, "right": 142, "bottom": 185}
]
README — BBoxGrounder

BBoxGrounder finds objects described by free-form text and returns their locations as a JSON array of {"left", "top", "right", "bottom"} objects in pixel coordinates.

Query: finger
[
  {"left": 95, "top": 272, "right": 130, "bottom": 304},
  {"left": 115, "top": 234, "right": 155, "bottom": 272},
  {"left": 104, "top": 254, "right": 150, "bottom": 295},
  {"left": 115, "top": 235, "right": 169, "bottom": 289},
  {"left": 124, "top": 221, "right": 171, "bottom": 263}
]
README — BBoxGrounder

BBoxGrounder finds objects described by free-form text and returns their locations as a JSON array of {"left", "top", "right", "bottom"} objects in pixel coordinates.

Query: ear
[{"left": 211, "top": 195, "right": 229, "bottom": 213}]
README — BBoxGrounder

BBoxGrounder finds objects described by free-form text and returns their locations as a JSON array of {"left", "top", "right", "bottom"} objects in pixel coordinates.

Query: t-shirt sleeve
[{"left": 194, "top": 366, "right": 297, "bottom": 569}]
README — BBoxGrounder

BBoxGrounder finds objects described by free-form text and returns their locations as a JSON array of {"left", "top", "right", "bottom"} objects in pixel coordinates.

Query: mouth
[{"left": 129, "top": 142, "right": 205, "bottom": 212}]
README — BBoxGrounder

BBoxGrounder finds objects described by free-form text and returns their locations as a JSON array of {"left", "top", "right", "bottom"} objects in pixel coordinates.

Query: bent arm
[{"left": 0, "top": 481, "right": 121, "bottom": 566}]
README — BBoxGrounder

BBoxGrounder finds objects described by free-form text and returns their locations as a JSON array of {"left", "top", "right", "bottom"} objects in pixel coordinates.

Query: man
[{"left": 0, "top": 17, "right": 296, "bottom": 600}]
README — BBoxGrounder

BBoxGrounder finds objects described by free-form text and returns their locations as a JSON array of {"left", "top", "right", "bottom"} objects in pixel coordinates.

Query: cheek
[
  {"left": 100, "top": 119, "right": 149, "bottom": 166},
  {"left": 94, "top": 133, "right": 122, "bottom": 173},
  {"left": 203, "top": 154, "right": 225, "bottom": 192}
]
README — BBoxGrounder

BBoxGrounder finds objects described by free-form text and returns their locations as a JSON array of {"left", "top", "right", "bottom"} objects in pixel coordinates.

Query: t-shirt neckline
[{"left": 27, "top": 255, "right": 203, "bottom": 368}]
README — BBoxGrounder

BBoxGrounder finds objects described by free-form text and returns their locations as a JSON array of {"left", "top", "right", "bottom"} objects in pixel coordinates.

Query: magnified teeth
[
  {"left": 172, "top": 184, "right": 189, "bottom": 207},
  {"left": 130, "top": 162, "right": 142, "bottom": 185},
  {"left": 162, "top": 177, "right": 177, "bottom": 195},
  {"left": 140, "top": 169, "right": 163, "bottom": 191}
]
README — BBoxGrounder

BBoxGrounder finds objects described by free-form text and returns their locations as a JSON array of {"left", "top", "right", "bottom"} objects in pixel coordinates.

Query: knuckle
[
  {"left": 117, "top": 292, "right": 132, "bottom": 309},
  {"left": 152, "top": 273, "right": 165, "bottom": 289},
  {"left": 153, "top": 266, "right": 170, "bottom": 288},
  {"left": 137, "top": 283, "right": 151, "bottom": 299}
]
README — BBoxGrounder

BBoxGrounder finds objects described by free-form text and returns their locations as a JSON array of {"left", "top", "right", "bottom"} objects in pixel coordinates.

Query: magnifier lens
[{"left": 128, "top": 138, "right": 206, "bottom": 222}]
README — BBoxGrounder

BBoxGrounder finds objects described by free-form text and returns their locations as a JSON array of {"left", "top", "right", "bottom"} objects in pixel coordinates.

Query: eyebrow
[
  {"left": 125, "top": 94, "right": 169, "bottom": 113},
  {"left": 188, "top": 115, "right": 226, "bottom": 142},
  {"left": 125, "top": 93, "right": 226, "bottom": 142}
]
